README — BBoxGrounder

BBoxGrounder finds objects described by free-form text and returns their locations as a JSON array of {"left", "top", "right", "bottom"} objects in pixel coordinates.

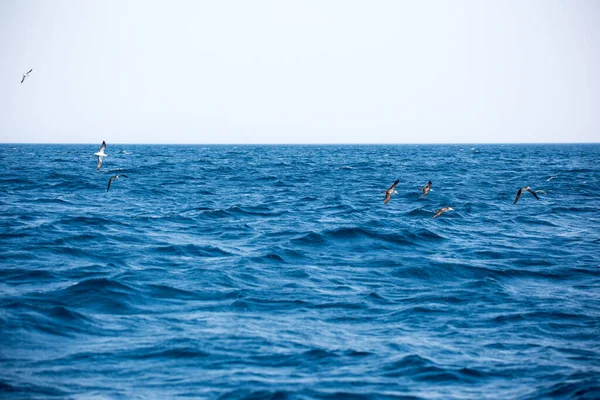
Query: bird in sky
[{"left": 20, "top": 69, "right": 33, "bottom": 84}]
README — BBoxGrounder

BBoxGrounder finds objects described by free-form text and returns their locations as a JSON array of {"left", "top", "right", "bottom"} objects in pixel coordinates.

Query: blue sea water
[{"left": 1, "top": 144, "right": 599, "bottom": 399}]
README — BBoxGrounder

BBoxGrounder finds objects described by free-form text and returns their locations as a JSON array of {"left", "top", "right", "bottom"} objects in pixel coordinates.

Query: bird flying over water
[
  {"left": 547, "top": 176, "right": 557, "bottom": 182},
  {"left": 433, "top": 207, "right": 453, "bottom": 219},
  {"left": 107, "top": 175, "right": 128, "bottom": 192},
  {"left": 383, "top": 179, "right": 399, "bottom": 204},
  {"left": 20, "top": 69, "right": 33, "bottom": 84},
  {"left": 513, "top": 186, "right": 539, "bottom": 204},
  {"left": 94, "top": 141, "right": 107, "bottom": 170},
  {"left": 420, "top": 181, "right": 432, "bottom": 198}
]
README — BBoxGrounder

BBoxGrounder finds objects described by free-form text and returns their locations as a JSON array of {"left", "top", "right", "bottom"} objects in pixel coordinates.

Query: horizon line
[{"left": 0, "top": 142, "right": 599, "bottom": 146}]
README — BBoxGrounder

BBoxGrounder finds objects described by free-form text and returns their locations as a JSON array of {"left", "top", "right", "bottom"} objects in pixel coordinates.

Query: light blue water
[{"left": 1, "top": 144, "right": 599, "bottom": 399}]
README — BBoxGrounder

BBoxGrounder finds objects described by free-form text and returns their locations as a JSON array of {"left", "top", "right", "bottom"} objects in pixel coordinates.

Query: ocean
[{"left": 1, "top": 144, "right": 599, "bottom": 399}]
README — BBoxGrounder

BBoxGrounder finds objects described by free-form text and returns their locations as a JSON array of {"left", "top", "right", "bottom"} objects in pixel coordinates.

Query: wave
[
  {"left": 55, "top": 216, "right": 129, "bottom": 228},
  {"left": 193, "top": 207, "right": 233, "bottom": 219},
  {"left": 22, "top": 197, "right": 72, "bottom": 205},
  {"left": 191, "top": 205, "right": 285, "bottom": 219},
  {"left": 142, "top": 283, "right": 200, "bottom": 300},
  {"left": 0, "top": 380, "right": 68, "bottom": 398},
  {"left": 2, "top": 300, "right": 96, "bottom": 339},
  {"left": 249, "top": 253, "right": 286, "bottom": 264},
  {"left": 230, "top": 297, "right": 310, "bottom": 312},
  {"left": 0, "top": 268, "right": 58, "bottom": 283},
  {"left": 229, "top": 205, "right": 283, "bottom": 217},
  {"left": 154, "top": 244, "right": 233, "bottom": 257},
  {"left": 290, "top": 226, "right": 445, "bottom": 248},
  {"left": 52, "top": 278, "right": 140, "bottom": 314},
  {"left": 511, "top": 216, "right": 558, "bottom": 226},
  {"left": 217, "top": 389, "right": 292, "bottom": 400},
  {"left": 525, "top": 377, "right": 600, "bottom": 399},
  {"left": 128, "top": 346, "right": 210, "bottom": 360}
]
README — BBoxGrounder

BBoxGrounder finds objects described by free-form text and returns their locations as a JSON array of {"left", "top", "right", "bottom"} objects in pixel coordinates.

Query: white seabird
[
  {"left": 383, "top": 179, "right": 399, "bottom": 204},
  {"left": 107, "top": 174, "right": 128, "bottom": 192},
  {"left": 20, "top": 69, "right": 33, "bottom": 84},
  {"left": 95, "top": 141, "right": 107, "bottom": 170},
  {"left": 513, "top": 186, "right": 539, "bottom": 204}
]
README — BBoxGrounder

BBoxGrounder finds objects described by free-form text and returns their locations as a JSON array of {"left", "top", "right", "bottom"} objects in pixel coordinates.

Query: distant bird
[
  {"left": 107, "top": 174, "right": 128, "bottom": 192},
  {"left": 383, "top": 179, "right": 399, "bottom": 204},
  {"left": 420, "top": 181, "right": 432, "bottom": 198},
  {"left": 433, "top": 207, "right": 453, "bottom": 219},
  {"left": 547, "top": 176, "right": 558, "bottom": 182},
  {"left": 20, "top": 69, "right": 33, "bottom": 84},
  {"left": 513, "top": 186, "right": 539, "bottom": 204},
  {"left": 94, "top": 141, "right": 107, "bottom": 170}
]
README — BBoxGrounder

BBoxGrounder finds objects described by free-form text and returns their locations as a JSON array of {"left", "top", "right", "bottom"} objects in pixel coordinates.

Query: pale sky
[{"left": 1, "top": 0, "right": 599, "bottom": 144}]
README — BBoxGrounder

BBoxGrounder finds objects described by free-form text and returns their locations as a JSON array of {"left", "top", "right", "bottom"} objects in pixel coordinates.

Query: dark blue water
[{"left": 1, "top": 144, "right": 599, "bottom": 399}]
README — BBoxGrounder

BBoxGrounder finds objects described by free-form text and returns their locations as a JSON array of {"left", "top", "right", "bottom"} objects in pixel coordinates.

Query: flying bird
[
  {"left": 513, "top": 186, "right": 539, "bottom": 204},
  {"left": 547, "top": 176, "right": 558, "bottom": 182},
  {"left": 383, "top": 179, "right": 399, "bottom": 204},
  {"left": 94, "top": 141, "right": 107, "bottom": 170},
  {"left": 20, "top": 69, "right": 33, "bottom": 84},
  {"left": 107, "top": 175, "right": 128, "bottom": 192},
  {"left": 420, "top": 181, "right": 432, "bottom": 198},
  {"left": 433, "top": 207, "right": 453, "bottom": 219}
]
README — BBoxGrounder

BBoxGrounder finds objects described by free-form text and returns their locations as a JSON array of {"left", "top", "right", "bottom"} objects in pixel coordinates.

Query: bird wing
[
  {"left": 433, "top": 209, "right": 443, "bottom": 219},
  {"left": 513, "top": 188, "right": 523, "bottom": 204},
  {"left": 27, "top": 69, "right": 33, "bottom": 74},
  {"left": 388, "top": 179, "right": 400, "bottom": 191},
  {"left": 526, "top": 187, "right": 539, "bottom": 200},
  {"left": 384, "top": 192, "right": 391, "bottom": 204},
  {"left": 99, "top": 141, "right": 106, "bottom": 152},
  {"left": 107, "top": 177, "right": 114, "bottom": 192},
  {"left": 20, "top": 76, "right": 25, "bottom": 83},
  {"left": 121, "top": 174, "right": 128, "bottom": 178},
  {"left": 97, "top": 156, "right": 103, "bottom": 170}
]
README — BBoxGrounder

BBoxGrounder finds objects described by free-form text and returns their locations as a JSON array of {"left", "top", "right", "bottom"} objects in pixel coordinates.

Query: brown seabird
[
  {"left": 107, "top": 175, "right": 128, "bottom": 192},
  {"left": 433, "top": 207, "right": 453, "bottom": 219},
  {"left": 513, "top": 186, "right": 539, "bottom": 204},
  {"left": 383, "top": 179, "right": 399, "bottom": 204},
  {"left": 420, "top": 181, "right": 432, "bottom": 198}
]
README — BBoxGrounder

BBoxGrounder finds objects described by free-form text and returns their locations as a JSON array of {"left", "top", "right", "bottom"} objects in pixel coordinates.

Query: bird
[
  {"left": 433, "top": 207, "right": 453, "bottom": 219},
  {"left": 420, "top": 181, "right": 432, "bottom": 198},
  {"left": 20, "top": 69, "right": 33, "bottom": 84},
  {"left": 513, "top": 186, "right": 539, "bottom": 204},
  {"left": 107, "top": 175, "right": 128, "bottom": 192},
  {"left": 383, "top": 179, "right": 399, "bottom": 204},
  {"left": 547, "top": 176, "right": 558, "bottom": 182},
  {"left": 94, "top": 141, "right": 107, "bottom": 170}
]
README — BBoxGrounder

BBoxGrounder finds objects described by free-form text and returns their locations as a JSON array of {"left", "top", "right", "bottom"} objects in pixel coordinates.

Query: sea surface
[{"left": 1, "top": 144, "right": 599, "bottom": 399}]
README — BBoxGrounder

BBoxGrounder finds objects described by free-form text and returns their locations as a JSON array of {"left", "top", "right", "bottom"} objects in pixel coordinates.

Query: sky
[{"left": 1, "top": 0, "right": 599, "bottom": 144}]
